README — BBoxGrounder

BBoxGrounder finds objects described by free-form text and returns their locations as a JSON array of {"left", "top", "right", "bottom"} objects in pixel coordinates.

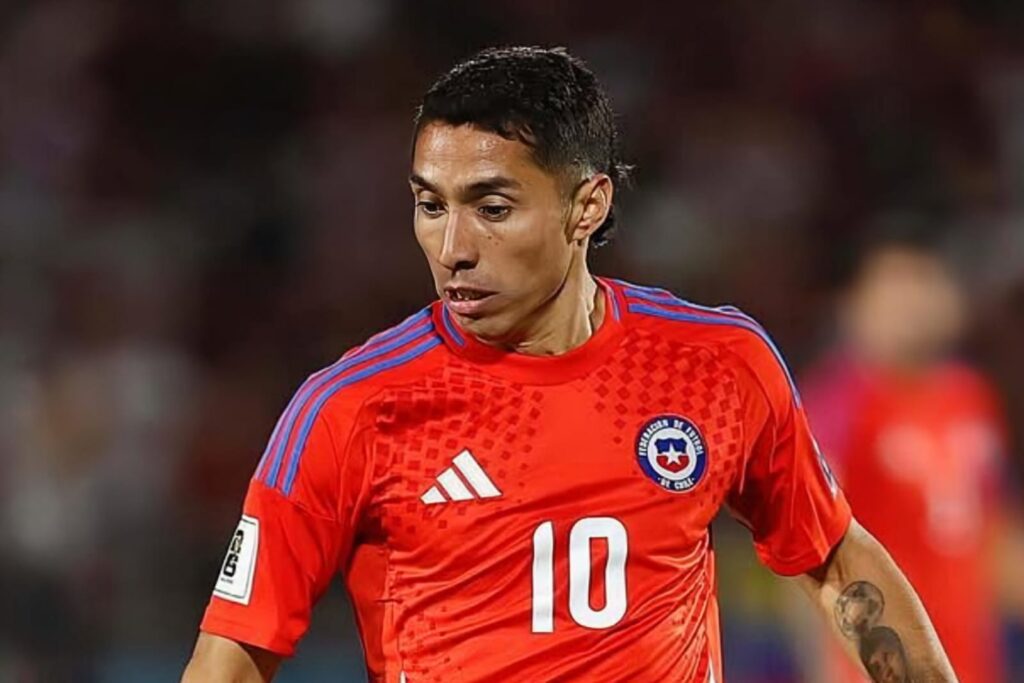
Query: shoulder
[
  {"left": 612, "top": 279, "right": 799, "bottom": 406},
  {"left": 254, "top": 304, "right": 446, "bottom": 494},
  {"left": 305, "top": 304, "right": 447, "bottom": 419}
]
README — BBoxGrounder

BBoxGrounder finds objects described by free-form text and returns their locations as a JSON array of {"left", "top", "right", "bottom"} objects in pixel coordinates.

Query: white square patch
[{"left": 213, "top": 515, "right": 259, "bottom": 605}]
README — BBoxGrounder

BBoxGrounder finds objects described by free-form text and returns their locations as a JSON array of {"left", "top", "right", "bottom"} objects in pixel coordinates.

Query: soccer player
[
  {"left": 802, "top": 234, "right": 1019, "bottom": 683},
  {"left": 182, "top": 47, "right": 956, "bottom": 682}
]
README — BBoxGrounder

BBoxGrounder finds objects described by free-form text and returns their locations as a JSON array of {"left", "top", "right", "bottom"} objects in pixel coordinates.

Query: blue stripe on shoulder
[
  {"left": 625, "top": 286, "right": 770, "bottom": 331},
  {"left": 612, "top": 279, "right": 668, "bottom": 295},
  {"left": 607, "top": 286, "right": 621, "bottom": 321},
  {"left": 260, "top": 308, "right": 431, "bottom": 487},
  {"left": 441, "top": 305, "right": 465, "bottom": 346},
  {"left": 619, "top": 286, "right": 677, "bottom": 306},
  {"left": 280, "top": 333, "right": 442, "bottom": 495},
  {"left": 254, "top": 410, "right": 286, "bottom": 480},
  {"left": 626, "top": 299, "right": 802, "bottom": 405}
]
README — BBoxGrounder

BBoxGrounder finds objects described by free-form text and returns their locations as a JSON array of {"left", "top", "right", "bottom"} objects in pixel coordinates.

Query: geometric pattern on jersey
[
  {"left": 589, "top": 325, "right": 746, "bottom": 512},
  {"left": 199, "top": 277, "right": 850, "bottom": 683},
  {"left": 619, "top": 282, "right": 842, "bottom": 500},
  {"left": 420, "top": 449, "right": 502, "bottom": 504},
  {"left": 357, "top": 296, "right": 751, "bottom": 682},
  {"left": 617, "top": 280, "right": 802, "bottom": 405}
]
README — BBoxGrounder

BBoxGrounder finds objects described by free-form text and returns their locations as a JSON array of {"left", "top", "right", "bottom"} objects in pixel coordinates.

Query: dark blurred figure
[{"left": 802, "top": 231, "right": 1021, "bottom": 683}]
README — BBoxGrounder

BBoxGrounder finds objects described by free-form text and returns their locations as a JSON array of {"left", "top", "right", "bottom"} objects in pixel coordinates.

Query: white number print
[
  {"left": 531, "top": 517, "right": 629, "bottom": 633},
  {"left": 532, "top": 521, "right": 556, "bottom": 633}
]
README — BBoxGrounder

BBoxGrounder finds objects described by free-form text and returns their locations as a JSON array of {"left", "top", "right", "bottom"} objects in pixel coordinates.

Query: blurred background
[{"left": 1, "top": 0, "right": 1023, "bottom": 681}]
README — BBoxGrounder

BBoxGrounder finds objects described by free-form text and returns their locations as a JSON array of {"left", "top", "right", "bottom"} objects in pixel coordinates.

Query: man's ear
[{"left": 568, "top": 173, "right": 614, "bottom": 244}]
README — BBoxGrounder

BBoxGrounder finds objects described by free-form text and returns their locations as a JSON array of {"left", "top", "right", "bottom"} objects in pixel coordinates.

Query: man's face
[
  {"left": 410, "top": 122, "right": 578, "bottom": 342},
  {"left": 845, "top": 246, "right": 965, "bottom": 367},
  {"left": 865, "top": 640, "right": 909, "bottom": 683}
]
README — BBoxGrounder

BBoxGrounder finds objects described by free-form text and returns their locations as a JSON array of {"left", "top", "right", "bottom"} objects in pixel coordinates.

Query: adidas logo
[{"left": 420, "top": 449, "right": 502, "bottom": 504}]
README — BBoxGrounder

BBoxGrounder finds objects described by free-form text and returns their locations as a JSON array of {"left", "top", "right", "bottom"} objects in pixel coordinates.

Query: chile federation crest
[{"left": 635, "top": 415, "right": 708, "bottom": 493}]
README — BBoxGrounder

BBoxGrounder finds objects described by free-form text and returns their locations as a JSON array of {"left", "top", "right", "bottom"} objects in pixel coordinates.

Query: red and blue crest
[{"left": 635, "top": 415, "right": 708, "bottom": 493}]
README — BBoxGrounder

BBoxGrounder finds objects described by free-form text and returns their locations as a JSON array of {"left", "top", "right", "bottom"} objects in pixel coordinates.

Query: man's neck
[{"left": 508, "top": 263, "right": 606, "bottom": 357}]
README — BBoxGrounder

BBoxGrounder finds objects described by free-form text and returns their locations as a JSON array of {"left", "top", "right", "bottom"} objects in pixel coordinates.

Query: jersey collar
[{"left": 432, "top": 277, "right": 627, "bottom": 384}]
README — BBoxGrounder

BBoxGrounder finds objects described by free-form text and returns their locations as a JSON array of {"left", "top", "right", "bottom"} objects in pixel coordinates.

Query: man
[
  {"left": 802, "top": 234, "right": 1017, "bottom": 683},
  {"left": 182, "top": 47, "right": 956, "bottom": 682}
]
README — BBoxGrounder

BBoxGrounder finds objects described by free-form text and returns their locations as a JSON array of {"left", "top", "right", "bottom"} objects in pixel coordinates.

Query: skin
[
  {"left": 182, "top": 125, "right": 957, "bottom": 682},
  {"left": 822, "top": 243, "right": 1024, "bottom": 679},
  {"left": 841, "top": 246, "right": 965, "bottom": 371},
  {"left": 181, "top": 634, "right": 280, "bottom": 682},
  {"left": 409, "top": 122, "right": 613, "bottom": 354},
  {"left": 861, "top": 628, "right": 911, "bottom": 683},
  {"left": 798, "top": 519, "right": 958, "bottom": 682}
]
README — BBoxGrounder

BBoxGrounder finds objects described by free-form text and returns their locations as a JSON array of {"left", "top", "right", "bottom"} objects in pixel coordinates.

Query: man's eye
[
  {"left": 417, "top": 201, "right": 443, "bottom": 216},
  {"left": 478, "top": 205, "right": 511, "bottom": 220}
]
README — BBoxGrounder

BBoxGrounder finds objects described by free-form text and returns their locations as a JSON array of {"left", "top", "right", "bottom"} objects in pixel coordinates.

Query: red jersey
[
  {"left": 201, "top": 278, "right": 850, "bottom": 683},
  {"left": 803, "top": 353, "right": 1007, "bottom": 683}
]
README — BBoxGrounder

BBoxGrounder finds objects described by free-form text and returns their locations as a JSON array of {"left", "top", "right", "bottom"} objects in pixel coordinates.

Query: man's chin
[{"left": 453, "top": 309, "right": 515, "bottom": 346}]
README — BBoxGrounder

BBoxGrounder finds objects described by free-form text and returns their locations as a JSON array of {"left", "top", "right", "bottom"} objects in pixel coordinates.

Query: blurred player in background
[
  {"left": 181, "top": 48, "right": 957, "bottom": 682},
  {"left": 803, "top": 231, "right": 1023, "bottom": 683}
]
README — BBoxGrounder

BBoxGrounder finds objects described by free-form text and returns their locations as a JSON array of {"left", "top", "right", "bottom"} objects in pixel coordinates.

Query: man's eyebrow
[
  {"left": 409, "top": 174, "right": 523, "bottom": 197},
  {"left": 464, "top": 176, "right": 522, "bottom": 196},
  {"left": 409, "top": 174, "right": 438, "bottom": 192}
]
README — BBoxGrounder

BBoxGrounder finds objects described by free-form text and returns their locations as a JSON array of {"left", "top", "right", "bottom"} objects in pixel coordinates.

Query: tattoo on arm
[{"left": 835, "top": 581, "right": 912, "bottom": 683}]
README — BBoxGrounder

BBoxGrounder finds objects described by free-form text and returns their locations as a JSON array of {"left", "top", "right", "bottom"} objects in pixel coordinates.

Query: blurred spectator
[{"left": 802, "top": 229, "right": 1023, "bottom": 683}]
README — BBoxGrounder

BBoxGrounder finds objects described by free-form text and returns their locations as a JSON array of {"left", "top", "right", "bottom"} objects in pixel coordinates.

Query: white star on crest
[{"left": 662, "top": 448, "right": 685, "bottom": 465}]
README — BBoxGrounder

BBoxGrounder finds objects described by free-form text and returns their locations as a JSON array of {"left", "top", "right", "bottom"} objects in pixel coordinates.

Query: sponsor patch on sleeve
[{"left": 213, "top": 515, "right": 259, "bottom": 605}]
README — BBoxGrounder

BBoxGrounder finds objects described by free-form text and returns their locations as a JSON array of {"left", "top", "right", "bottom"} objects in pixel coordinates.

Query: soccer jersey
[
  {"left": 201, "top": 278, "right": 851, "bottom": 683},
  {"left": 803, "top": 353, "right": 1008, "bottom": 683}
]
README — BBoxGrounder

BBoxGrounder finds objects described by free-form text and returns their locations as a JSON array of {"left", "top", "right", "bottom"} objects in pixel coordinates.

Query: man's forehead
[
  {"left": 416, "top": 123, "right": 514, "bottom": 159},
  {"left": 411, "top": 123, "right": 541, "bottom": 190}
]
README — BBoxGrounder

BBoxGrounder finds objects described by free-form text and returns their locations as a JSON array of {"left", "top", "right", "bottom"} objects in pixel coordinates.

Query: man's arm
[
  {"left": 181, "top": 633, "right": 282, "bottom": 683},
  {"left": 796, "top": 518, "right": 957, "bottom": 683}
]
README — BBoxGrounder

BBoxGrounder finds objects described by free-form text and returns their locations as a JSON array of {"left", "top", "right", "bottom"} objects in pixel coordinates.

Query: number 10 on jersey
[{"left": 531, "top": 517, "right": 629, "bottom": 633}]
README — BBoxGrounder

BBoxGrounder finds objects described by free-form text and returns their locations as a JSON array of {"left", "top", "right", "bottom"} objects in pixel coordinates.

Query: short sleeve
[
  {"left": 726, "top": 330, "right": 852, "bottom": 576},
  {"left": 199, "top": 392, "right": 371, "bottom": 656}
]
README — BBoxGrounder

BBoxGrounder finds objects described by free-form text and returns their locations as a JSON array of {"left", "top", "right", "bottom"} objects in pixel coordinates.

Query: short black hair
[
  {"left": 413, "top": 46, "right": 632, "bottom": 247},
  {"left": 830, "top": 212, "right": 948, "bottom": 290}
]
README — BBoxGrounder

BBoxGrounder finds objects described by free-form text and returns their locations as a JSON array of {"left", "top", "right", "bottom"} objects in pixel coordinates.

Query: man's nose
[{"left": 438, "top": 209, "right": 479, "bottom": 272}]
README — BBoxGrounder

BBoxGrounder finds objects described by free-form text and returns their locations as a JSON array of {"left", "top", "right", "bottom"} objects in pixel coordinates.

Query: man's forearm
[
  {"left": 797, "top": 519, "right": 957, "bottom": 683},
  {"left": 181, "top": 633, "right": 281, "bottom": 683}
]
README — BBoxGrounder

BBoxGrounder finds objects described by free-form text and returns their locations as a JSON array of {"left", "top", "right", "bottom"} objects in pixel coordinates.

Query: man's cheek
[{"left": 414, "top": 222, "right": 443, "bottom": 257}]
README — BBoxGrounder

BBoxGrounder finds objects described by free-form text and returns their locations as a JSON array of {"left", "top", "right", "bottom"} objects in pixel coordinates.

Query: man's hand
[
  {"left": 181, "top": 633, "right": 282, "bottom": 683},
  {"left": 796, "top": 518, "right": 958, "bottom": 682}
]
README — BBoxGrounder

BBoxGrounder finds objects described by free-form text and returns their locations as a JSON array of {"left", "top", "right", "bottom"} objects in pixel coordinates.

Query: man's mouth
[
  {"left": 444, "top": 286, "right": 497, "bottom": 316},
  {"left": 447, "top": 288, "right": 490, "bottom": 301}
]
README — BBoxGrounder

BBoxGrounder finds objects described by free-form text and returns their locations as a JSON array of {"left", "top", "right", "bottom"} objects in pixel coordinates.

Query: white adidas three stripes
[{"left": 420, "top": 450, "right": 502, "bottom": 504}]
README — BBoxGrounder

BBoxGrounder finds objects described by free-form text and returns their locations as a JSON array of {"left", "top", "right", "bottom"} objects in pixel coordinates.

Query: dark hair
[
  {"left": 413, "top": 46, "right": 632, "bottom": 247},
  {"left": 830, "top": 212, "right": 948, "bottom": 290}
]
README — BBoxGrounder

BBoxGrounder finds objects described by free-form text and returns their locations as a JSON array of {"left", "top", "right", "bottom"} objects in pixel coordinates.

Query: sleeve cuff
[{"left": 755, "top": 504, "right": 853, "bottom": 577}]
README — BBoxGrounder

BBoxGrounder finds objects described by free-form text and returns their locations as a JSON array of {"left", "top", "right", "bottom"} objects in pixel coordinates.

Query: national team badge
[{"left": 635, "top": 415, "right": 708, "bottom": 493}]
